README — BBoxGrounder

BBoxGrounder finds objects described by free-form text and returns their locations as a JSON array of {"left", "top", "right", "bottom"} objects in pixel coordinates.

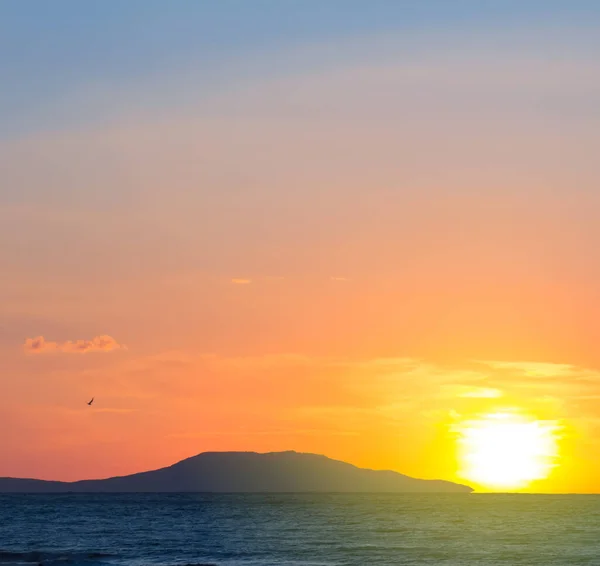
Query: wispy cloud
[
  {"left": 476, "top": 360, "right": 578, "bottom": 378},
  {"left": 447, "top": 385, "right": 504, "bottom": 399},
  {"left": 91, "top": 408, "right": 136, "bottom": 414},
  {"left": 23, "top": 335, "right": 125, "bottom": 354},
  {"left": 231, "top": 278, "right": 251, "bottom": 285},
  {"left": 165, "top": 427, "right": 357, "bottom": 439}
]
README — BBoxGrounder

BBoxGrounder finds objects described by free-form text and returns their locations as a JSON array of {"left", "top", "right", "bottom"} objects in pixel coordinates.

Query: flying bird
[{"left": 87, "top": 397, "right": 94, "bottom": 406}]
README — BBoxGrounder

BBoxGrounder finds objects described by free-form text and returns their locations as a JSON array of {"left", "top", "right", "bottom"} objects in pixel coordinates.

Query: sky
[{"left": 2, "top": 0, "right": 600, "bottom": 492}]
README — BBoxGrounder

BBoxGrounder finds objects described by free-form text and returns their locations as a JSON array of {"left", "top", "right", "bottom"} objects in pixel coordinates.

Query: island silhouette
[{"left": 0, "top": 451, "right": 472, "bottom": 493}]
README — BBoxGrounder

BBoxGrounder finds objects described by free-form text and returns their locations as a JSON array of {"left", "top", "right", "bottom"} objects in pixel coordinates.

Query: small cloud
[
  {"left": 458, "top": 387, "right": 503, "bottom": 399},
  {"left": 330, "top": 276, "right": 348, "bottom": 281},
  {"left": 23, "top": 335, "right": 126, "bottom": 354},
  {"left": 92, "top": 408, "right": 136, "bottom": 414},
  {"left": 231, "top": 278, "right": 251, "bottom": 285},
  {"left": 476, "top": 360, "right": 576, "bottom": 378}
]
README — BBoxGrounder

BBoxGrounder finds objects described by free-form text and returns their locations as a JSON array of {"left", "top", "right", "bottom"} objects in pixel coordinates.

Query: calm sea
[{"left": 1, "top": 494, "right": 599, "bottom": 566}]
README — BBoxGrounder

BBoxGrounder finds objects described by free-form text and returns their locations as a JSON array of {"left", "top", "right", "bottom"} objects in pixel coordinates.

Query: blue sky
[{"left": 2, "top": 0, "right": 600, "bottom": 136}]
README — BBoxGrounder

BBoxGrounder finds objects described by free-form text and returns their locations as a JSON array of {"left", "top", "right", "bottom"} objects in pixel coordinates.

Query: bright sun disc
[{"left": 455, "top": 412, "right": 559, "bottom": 490}]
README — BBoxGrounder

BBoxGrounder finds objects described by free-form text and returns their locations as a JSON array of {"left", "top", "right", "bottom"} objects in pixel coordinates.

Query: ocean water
[{"left": 1, "top": 494, "right": 599, "bottom": 566}]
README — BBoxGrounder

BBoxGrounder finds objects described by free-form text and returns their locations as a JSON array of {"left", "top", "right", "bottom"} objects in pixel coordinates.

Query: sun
[{"left": 455, "top": 411, "right": 560, "bottom": 490}]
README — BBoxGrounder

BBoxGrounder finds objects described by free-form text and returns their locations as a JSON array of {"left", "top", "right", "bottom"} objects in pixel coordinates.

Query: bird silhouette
[{"left": 87, "top": 397, "right": 94, "bottom": 406}]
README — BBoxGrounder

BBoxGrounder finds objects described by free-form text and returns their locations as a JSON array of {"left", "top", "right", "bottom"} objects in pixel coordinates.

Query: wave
[
  {"left": 0, "top": 552, "right": 114, "bottom": 565},
  {"left": 0, "top": 554, "right": 219, "bottom": 566}
]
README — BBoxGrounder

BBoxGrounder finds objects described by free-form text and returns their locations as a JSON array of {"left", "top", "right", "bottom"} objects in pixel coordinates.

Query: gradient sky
[{"left": 2, "top": 1, "right": 600, "bottom": 492}]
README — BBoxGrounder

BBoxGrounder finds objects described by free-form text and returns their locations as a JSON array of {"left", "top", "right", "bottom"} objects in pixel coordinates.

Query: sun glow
[{"left": 455, "top": 411, "right": 560, "bottom": 490}]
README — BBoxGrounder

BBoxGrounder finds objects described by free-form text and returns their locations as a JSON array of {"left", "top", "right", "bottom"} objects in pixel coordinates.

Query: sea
[{"left": 1, "top": 493, "right": 599, "bottom": 566}]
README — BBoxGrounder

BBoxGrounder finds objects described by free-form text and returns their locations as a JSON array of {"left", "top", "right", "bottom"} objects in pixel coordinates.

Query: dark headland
[{"left": 0, "top": 451, "right": 473, "bottom": 493}]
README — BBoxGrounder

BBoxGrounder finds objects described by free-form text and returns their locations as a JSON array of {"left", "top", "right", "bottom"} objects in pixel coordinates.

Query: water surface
[{"left": 1, "top": 494, "right": 598, "bottom": 565}]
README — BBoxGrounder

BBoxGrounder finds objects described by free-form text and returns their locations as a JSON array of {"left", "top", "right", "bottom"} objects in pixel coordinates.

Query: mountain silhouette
[{"left": 0, "top": 451, "right": 473, "bottom": 493}]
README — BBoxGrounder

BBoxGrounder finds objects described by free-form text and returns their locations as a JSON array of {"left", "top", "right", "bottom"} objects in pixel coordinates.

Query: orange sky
[{"left": 2, "top": 23, "right": 600, "bottom": 492}]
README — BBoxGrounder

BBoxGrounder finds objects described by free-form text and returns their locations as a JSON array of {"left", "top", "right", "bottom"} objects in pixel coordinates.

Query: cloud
[
  {"left": 165, "top": 427, "right": 358, "bottom": 439},
  {"left": 92, "top": 408, "right": 136, "bottom": 414},
  {"left": 231, "top": 278, "right": 251, "bottom": 285},
  {"left": 23, "top": 335, "right": 125, "bottom": 354},
  {"left": 476, "top": 360, "right": 578, "bottom": 378},
  {"left": 438, "top": 384, "right": 505, "bottom": 399},
  {"left": 456, "top": 387, "right": 504, "bottom": 399},
  {"left": 475, "top": 360, "right": 600, "bottom": 390}
]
